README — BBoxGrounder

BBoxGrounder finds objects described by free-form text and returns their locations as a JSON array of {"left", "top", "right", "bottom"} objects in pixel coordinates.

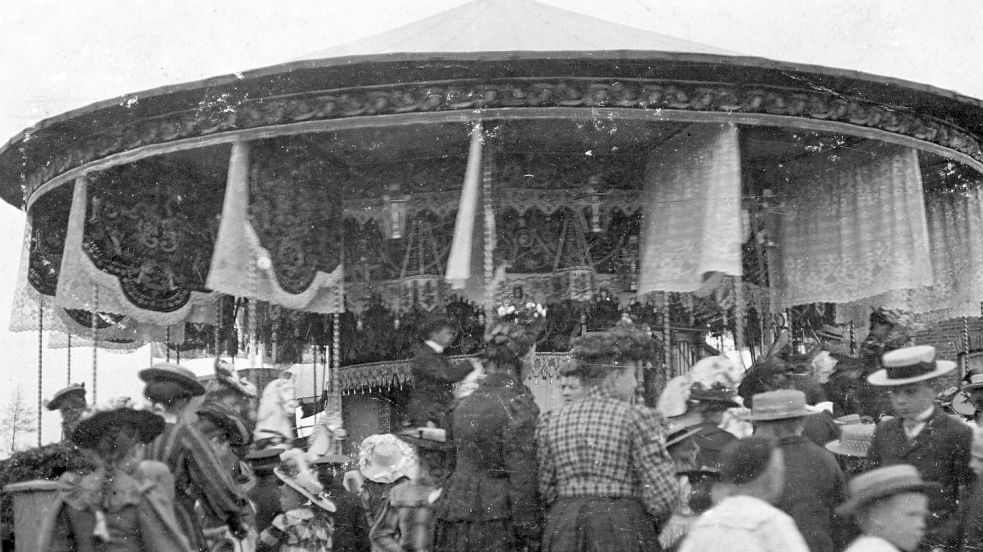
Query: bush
[{"left": 0, "top": 443, "right": 96, "bottom": 527}]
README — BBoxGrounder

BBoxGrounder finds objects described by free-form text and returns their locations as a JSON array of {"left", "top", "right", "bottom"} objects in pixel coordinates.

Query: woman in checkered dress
[{"left": 536, "top": 323, "right": 679, "bottom": 551}]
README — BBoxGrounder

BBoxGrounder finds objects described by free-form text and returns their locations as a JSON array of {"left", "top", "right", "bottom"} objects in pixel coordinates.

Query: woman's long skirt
[{"left": 542, "top": 497, "right": 662, "bottom": 552}]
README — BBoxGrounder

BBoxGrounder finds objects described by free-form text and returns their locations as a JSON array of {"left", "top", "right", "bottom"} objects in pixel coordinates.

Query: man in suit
[
  {"left": 745, "top": 389, "right": 847, "bottom": 552},
  {"left": 405, "top": 315, "right": 471, "bottom": 428},
  {"left": 867, "top": 345, "right": 974, "bottom": 552}
]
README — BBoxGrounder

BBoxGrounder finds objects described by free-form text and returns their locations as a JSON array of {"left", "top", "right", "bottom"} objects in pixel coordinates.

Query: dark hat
[
  {"left": 140, "top": 363, "right": 206, "bottom": 398},
  {"left": 395, "top": 427, "right": 453, "bottom": 451},
  {"left": 420, "top": 315, "right": 455, "bottom": 340},
  {"left": 45, "top": 383, "right": 86, "bottom": 411},
  {"left": 245, "top": 447, "right": 285, "bottom": 471},
  {"left": 197, "top": 401, "right": 252, "bottom": 446},
  {"left": 311, "top": 453, "right": 352, "bottom": 466},
  {"left": 720, "top": 437, "right": 776, "bottom": 485},
  {"left": 689, "top": 387, "right": 741, "bottom": 409},
  {"left": 868, "top": 345, "right": 956, "bottom": 386},
  {"left": 665, "top": 421, "right": 702, "bottom": 448},
  {"left": 72, "top": 397, "right": 165, "bottom": 449},
  {"left": 837, "top": 465, "right": 939, "bottom": 516}
]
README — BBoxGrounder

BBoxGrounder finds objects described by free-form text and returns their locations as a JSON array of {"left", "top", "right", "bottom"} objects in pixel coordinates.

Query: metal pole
[
  {"left": 91, "top": 284, "right": 98, "bottom": 404},
  {"left": 66, "top": 334, "right": 71, "bottom": 385},
  {"left": 37, "top": 297, "right": 43, "bottom": 446}
]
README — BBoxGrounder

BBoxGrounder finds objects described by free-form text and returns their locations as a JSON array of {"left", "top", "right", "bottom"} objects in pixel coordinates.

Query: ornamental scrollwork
[{"left": 18, "top": 78, "right": 983, "bottom": 202}]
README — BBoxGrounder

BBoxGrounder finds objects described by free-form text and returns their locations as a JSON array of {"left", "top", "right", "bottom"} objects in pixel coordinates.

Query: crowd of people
[{"left": 31, "top": 304, "right": 983, "bottom": 552}]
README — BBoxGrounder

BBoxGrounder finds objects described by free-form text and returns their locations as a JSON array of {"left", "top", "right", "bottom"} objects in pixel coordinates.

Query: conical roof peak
[{"left": 299, "top": 0, "right": 732, "bottom": 60}]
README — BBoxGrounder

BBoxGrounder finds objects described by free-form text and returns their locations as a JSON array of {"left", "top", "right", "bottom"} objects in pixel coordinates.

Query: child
[
  {"left": 370, "top": 428, "right": 451, "bottom": 551},
  {"left": 258, "top": 449, "right": 337, "bottom": 552}
]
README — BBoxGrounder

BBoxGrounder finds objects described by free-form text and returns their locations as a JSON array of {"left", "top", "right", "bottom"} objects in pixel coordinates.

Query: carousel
[{"left": 5, "top": 0, "right": 983, "bottom": 450}]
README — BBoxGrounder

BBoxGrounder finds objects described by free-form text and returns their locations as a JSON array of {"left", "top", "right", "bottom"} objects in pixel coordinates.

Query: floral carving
[
  {"left": 15, "top": 78, "right": 983, "bottom": 203},
  {"left": 84, "top": 158, "right": 223, "bottom": 312}
]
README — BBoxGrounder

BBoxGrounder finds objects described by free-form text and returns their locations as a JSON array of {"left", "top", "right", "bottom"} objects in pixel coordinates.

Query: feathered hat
[
  {"left": 484, "top": 302, "right": 548, "bottom": 363},
  {"left": 274, "top": 449, "right": 337, "bottom": 512}
]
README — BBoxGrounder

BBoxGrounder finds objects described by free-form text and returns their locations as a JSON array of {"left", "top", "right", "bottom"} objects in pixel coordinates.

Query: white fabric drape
[
  {"left": 638, "top": 123, "right": 743, "bottom": 294},
  {"left": 445, "top": 122, "right": 483, "bottom": 289},
  {"left": 837, "top": 185, "right": 983, "bottom": 325},
  {"left": 772, "top": 142, "right": 932, "bottom": 309}
]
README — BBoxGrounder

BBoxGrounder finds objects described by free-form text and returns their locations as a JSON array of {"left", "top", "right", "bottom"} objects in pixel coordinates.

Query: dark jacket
[
  {"left": 868, "top": 406, "right": 974, "bottom": 551},
  {"left": 775, "top": 435, "right": 846, "bottom": 552},
  {"left": 434, "top": 371, "right": 542, "bottom": 551},
  {"left": 692, "top": 423, "right": 735, "bottom": 470},
  {"left": 326, "top": 484, "right": 371, "bottom": 552},
  {"left": 802, "top": 410, "right": 840, "bottom": 447},
  {"left": 405, "top": 344, "right": 471, "bottom": 428}
]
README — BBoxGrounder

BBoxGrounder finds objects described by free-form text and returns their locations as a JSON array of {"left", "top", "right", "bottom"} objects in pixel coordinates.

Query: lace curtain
[
  {"left": 207, "top": 140, "right": 344, "bottom": 313},
  {"left": 637, "top": 123, "right": 743, "bottom": 294},
  {"left": 836, "top": 184, "right": 983, "bottom": 325},
  {"left": 772, "top": 142, "right": 932, "bottom": 309}
]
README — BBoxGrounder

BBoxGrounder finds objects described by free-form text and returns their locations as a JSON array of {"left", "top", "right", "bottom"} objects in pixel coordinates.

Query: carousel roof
[
  {"left": 298, "top": 0, "right": 734, "bottom": 58},
  {"left": 7, "top": 0, "right": 983, "bottom": 358}
]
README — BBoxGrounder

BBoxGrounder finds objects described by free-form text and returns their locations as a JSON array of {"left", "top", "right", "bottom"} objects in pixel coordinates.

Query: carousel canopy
[{"left": 5, "top": 0, "right": 983, "bottom": 358}]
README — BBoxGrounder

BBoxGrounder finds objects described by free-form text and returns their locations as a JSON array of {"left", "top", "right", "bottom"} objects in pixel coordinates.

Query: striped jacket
[{"left": 147, "top": 422, "right": 249, "bottom": 551}]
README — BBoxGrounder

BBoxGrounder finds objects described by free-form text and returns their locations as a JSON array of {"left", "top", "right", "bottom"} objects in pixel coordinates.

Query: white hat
[
  {"left": 358, "top": 434, "right": 417, "bottom": 484},
  {"left": 868, "top": 345, "right": 956, "bottom": 386}
]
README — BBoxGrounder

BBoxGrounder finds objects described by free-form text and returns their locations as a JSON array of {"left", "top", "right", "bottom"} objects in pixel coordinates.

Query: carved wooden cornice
[{"left": 9, "top": 67, "right": 983, "bottom": 208}]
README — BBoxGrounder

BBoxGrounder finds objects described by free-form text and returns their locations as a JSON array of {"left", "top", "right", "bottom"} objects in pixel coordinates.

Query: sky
[{"left": 1, "top": 0, "right": 982, "bottom": 449}]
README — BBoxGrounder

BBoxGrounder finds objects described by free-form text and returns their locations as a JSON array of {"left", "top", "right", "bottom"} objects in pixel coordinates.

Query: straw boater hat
[
  {"left": 868, "top": 345, "right": 957, "bottom": 386},
  {"left": 689, "top": 387, "right": 742, "bottom": 409},
  {"left": 742, "top": 389, "right": 816, "bottom": 421},
  {"left": 274, "top": 449, "right": 337, "bottom": 512},
  {"left": 311, "top": 453, "right": 352, "bottom": 466},
  {"left": 836, "top": 465, "right": 939, "bottom": 516},
  {"left": 139, "top": 363, "right": 206, "bottom": 396},
  {"left": 72, "top": 396, "right": 165, "bottom": 449},
  {"left": 962, "top": 373, "right": 983, "bottom": 393},
  {"left": 825, "top": 423, "right": 876, "bottom": 457},
  {"left": 358, "top": 434, "right": 417, "bottom": 484},
  {"left": 834, "top": 414, "right": 863, "bottom": 425},
  {"left": 45, "top": 383, "right": 86, "bottom": 411},
  {"left": 197, "top": 401, "right": 252, "bottom": 446}
]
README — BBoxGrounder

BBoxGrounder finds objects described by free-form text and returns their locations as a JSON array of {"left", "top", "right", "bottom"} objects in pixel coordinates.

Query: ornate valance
[
  {"left": 338, "top": 352, "right": 572, "bottom": 393},
  {"left": 207, "top": 139, "right": 345, "bottom": 313}
]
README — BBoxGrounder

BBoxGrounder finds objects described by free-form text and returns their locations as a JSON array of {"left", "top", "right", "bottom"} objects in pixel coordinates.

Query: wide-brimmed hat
[
  {"left": 837, "top": 465, "right": 939, "bottom": 516},
  {"left": 139, "top": 363, "right": 206, "bottom": 396},
  {"left": 834, "top": 414, "right": 863, "bottom": 425},
  {"left": 825, "top": 423, "right": 876, "bottom": 457},
  {"left": 665, "top": 422, "right": 702, "bottom": 448},
  {"left": 245, "top": 447, "right": 284, "bottom": 471},
  {"left": 962, "top": 373, "right": 983, "bottom": 393},
  {"left": 72, "top": 396, "right": 165, "bottom": 449},
  {"left": 197, "top": 401, "right": 252, "bottom": 446},
  {"left": 868, "top": 345, "right": 956, "bottom": 386},
  {"left": 274, "top": 449, "right": 336, "bottom": 512},
  {"left": 742, "top": 389, "right": 815, "bottom": 421},
  {"left": 213, "top": 358, "right": 257, "bottom": 398},
  {"left": 816, "top": 324, "right": 846, "bottom": 342},
  {"left": 395, "top": 427, "right": 453, "bottom": 451},
  {"left": 358, "top": 434, "right": 417, "bottom": 483},
  {"left": 45, "top": 383, "right": 86, "bottom": 411},
  {"left": 689, "top": 387, "right": 741, "bottom": 409}
]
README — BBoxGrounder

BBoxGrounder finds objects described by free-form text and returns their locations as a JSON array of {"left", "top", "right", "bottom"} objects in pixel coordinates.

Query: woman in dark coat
[{"left": 433, "top": 303, "right": 546, "bottom": 552}]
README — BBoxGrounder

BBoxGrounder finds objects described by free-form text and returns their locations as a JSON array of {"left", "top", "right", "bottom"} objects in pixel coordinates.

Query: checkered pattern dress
[{"left": 536, "top": 385, "right": 679, "bottom": 551}]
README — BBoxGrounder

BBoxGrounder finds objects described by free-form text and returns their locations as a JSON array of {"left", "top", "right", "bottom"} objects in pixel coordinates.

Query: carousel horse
[{"left": 254, "top": 366, "right": 299, "bottom": 448}]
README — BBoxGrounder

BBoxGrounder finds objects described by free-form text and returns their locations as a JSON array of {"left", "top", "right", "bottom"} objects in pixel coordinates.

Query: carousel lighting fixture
[
  {"left": 384, "top": 183, "right": 409, "bottom": 239},
  {"left": 586, "top": 176, "right": 603, "bottom": 233}
]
